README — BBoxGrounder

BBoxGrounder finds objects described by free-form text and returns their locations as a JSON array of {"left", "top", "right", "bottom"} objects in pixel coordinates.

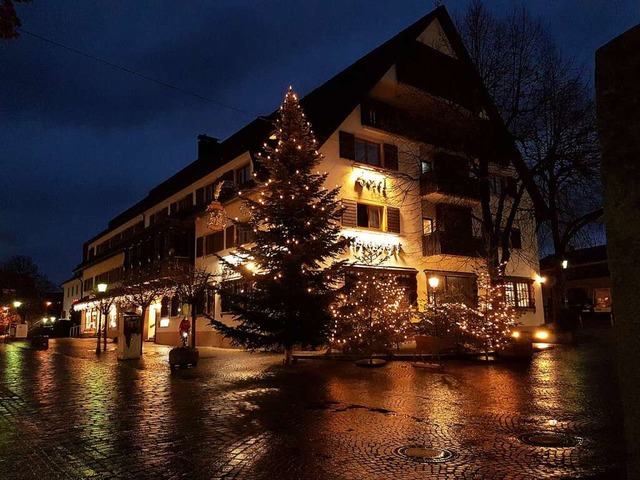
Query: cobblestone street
[{"left": 0, "top": 335, "right": 624, "bottom": 479}]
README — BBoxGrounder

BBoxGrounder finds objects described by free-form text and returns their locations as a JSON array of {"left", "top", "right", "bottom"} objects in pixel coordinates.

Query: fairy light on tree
[
  {"left": 209, "top": 86, "right": 348, "bottom": 365},
  {"left": 329, "top": 250, "right": 412, "bottom": 363},
  {"left": 427, "top": 266, "right": 519, "bottom": 359}
]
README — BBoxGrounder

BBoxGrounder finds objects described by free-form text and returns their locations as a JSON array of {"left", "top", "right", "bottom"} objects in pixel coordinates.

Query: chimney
[{"left": 197, "top": 134, "right": 219, "bottom": 161}]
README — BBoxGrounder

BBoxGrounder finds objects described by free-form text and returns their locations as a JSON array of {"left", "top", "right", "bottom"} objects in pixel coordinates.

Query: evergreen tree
[
  {"left": 431, "top": 268, "right": 519, "bottom": 358},
  {"left": 329, "top": 251, "right": 412, "bottom": 361},
  {"left": 209, "top": 87, "right": 348, "bottom": 364}
]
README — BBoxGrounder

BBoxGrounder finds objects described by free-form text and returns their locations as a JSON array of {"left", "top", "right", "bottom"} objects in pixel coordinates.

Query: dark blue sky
[{"left": 1, "top": 1, "right": 638, "bottom": 285}]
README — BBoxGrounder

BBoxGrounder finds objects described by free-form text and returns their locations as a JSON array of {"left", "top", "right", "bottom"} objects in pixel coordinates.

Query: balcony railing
[
  {"left": 422, "top": 232, "right": 485, "bottom": 257},
  {"left": 420, "top": 172, "right": 480, "bottom": 200}
]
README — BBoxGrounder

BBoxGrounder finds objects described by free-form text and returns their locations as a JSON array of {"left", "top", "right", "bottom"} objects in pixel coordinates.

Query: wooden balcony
[
  {"left": 420, "top": 172, "right": 480, "bottom": 202},
  {"left": 422, "top": 232, "right": 485, "bottom": 257}
]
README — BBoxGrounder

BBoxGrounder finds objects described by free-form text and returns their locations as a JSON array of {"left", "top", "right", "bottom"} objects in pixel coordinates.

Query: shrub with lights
[
  {"left": 209, "top": 87, "right": 348, "bottom": 365},
  {"left": 414, "top": 268, "right": 520, "bottom": 358},
  {"left": 329, "top": 250, "right": 412, "bottom": 359}
]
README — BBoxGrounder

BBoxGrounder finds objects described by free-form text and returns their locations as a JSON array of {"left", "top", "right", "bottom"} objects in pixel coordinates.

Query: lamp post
[
  {"left": 95, "top": 283, "right": 108, "bottom": 354},
  {"left": 428, "top": 276, "right": 440, "bottom": 337},
  {"left": 13, "top": 300, "right": 25, "bottom": 324},
  {"left": 428, "top": 276, "right": 440, "bottom": 307}
]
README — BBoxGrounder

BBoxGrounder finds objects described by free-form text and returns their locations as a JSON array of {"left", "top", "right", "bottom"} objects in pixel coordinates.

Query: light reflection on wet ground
[{"left": 0, "top": 334, "right": 625, "bottom": 479}]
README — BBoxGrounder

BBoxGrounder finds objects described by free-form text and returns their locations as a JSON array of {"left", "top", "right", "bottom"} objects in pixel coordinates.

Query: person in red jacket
[{"left": 178, "top": 317, "right": 191, "bottom": 347}]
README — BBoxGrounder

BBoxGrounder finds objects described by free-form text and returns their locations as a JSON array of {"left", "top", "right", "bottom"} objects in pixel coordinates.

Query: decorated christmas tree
[
  {"left": 209, "top": 87, "right": 348, "bottom": 364},
  {"left": 329, "top": 250, "right": 412, "bottom": 361},
  {"left": 428, "top": 267, "right": 519, "bottom": 358}
]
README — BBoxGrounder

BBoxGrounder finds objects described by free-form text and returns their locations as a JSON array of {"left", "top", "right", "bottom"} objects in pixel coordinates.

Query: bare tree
[
  {"left": 171, "top": 265, "right": 217, "bottom": 348},
  {"left": 93, "top": 291, "right": 118, "bottom": 354},
  {"left": 458, "top": 1, "right": 603, "bottom": 322},
  {"left": 120, "top": 264, "right": 174, "bottom": 354}
]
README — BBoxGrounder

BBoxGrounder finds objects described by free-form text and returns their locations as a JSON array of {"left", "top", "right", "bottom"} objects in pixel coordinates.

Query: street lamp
[
  {"left": 12, "top": 301, "right": 25, "bottom": 324},
  {"left": 428, "top": 276, "right": 440, "bottom": 307},
  {"left": 95, "top": 283, "right": 108, "bottom": 354}
]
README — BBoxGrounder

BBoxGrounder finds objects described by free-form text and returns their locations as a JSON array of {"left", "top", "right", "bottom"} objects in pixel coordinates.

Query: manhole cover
[
  {"left": 519, "top": 432, "right": 582, "bottom": 447},
  {"left": 394, "top": 446, "right": 457, "bottom": 463}
]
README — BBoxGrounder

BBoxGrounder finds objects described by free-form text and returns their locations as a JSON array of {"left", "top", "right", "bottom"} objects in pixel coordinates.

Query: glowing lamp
[
  {"left": 246, "top": 261, "right": 257, "bottom": 272},
  {"left": 428, "top": 276, "right": 440, "bottom": 289},
  {"left": 42, "top": 317, "right": 48, "bottom": 323},
  {"left": 561, "top": 260, "right": 569, "bottom": 269},
  {"left": 97, "top": 283, "right": 108, "bottom": 293},
  {"left": 13, "top": 301, "right": 22, "bottom": 308},
  {"left": 536, "top": 275, "right": 546, "bottom": 284},
  {"left": 548, "top": 419, "right": 558, "bottom": 427},
  {"left": 50, "top": 317, "right": 56, "bottom": 322},
  {"left": 45, "top": 301, "right": 52, "bottom": 307},
  {"left": 511, "top": 331, "right": 521, "bottom": 339},
  {"left": 534, "top": 330, "right": 550, "bottom": 340}
]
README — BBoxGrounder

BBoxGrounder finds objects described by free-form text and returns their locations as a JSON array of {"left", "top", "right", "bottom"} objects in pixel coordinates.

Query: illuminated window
[
  {"left": 357, "top": 203, "right": 383, "bottom": 230},
  {"left": 422, "top": 217, "right": 433, "bottom": 234},
  {"left": 502, "top": 279, "right": 534, "bottom": 309}
]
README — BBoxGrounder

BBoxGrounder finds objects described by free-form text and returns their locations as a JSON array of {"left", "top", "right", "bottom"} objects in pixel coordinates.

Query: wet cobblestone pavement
[{"left": 0, "top": 335, "right": 625, "bottom": 479}]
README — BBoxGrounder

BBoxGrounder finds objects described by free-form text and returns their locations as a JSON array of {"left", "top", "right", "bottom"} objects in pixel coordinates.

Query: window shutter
[
  {"left": 225, "top": 225, "right": 236, "bottom": 249},
  {"left": 341, "top": 199, "right": 357, "bottom": 227},
  {"left": 387, "top": 207, "right": 400, "bottom": 233},
  {"left": 339, "top": 131, "right": 355, "bottom": 160},
  {"left": 383, "top": 144, "right": 398, "bottom": 170},
  {"left": 213, "top": 231, "right": 225, "bottom": 252}
]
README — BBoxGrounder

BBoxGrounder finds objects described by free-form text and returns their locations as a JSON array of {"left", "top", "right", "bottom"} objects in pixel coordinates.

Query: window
[
  {"left": 354, "top": 138, "right": 381, "bottom": 166},
  {"left": 170, "top": 296, "right": 181, "bottom": 317},
  {"left": 204, "top": 231, "right": 224, "bottom": 255},
  {"left": 161, "top": 297, "right": 170, "bottom": 317},
  {"left": 235, "top": 164, "right": 251, "bottom": 186},
  {"left": 237, "top": 227, "right": 254, "bottom": 245},
  {"left": 204, "top": 288, "right": 215, "bottom": 315},
  {"left": 357, "top": 203, "right": 382, "bottom": 230},
  {"left": 201, "top": 226, "right": 237, "bottom": 256},
  {"left": 221, "top": 279, "right": 250, "bottom": 313},
  {"left": 422, "top": 217, "right": 433, "bottom": 235},
  {"left": 502, "top": 279, "right": 534, "bottom": 309}
]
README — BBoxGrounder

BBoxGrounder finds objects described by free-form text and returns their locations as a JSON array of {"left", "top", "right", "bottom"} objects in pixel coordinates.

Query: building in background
[
  {"left": 540, "top": 245, "right": 611, "bottom": 326},
  {"left": 68, "top": 6, "right": 545, "bottom": 347}
]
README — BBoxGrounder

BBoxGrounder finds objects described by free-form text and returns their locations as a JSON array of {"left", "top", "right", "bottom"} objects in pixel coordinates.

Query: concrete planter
[{"left": 169, "top": 347, "right": 199, "bottom": 370}]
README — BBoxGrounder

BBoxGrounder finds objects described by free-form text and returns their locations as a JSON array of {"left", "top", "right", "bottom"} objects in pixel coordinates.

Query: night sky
[{"left": 1, "top": 1, "right": 638, "bottom": 285}]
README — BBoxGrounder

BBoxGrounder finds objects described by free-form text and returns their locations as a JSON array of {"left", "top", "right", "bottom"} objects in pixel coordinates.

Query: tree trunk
[
  {"left": 95, "top": 312, "right": 102, "bottom": 354},
  {"left": 283, "top": 346, "right": 294, "bottom": 365},
  {"left": 190, "top": 307, "right": 197, "bottom": 348},
  {"left": 103, "top": 311, "right": 108, "bottom": 351},
  {"left": 139, "top": 306, "right": 148, "bottom": 357}
]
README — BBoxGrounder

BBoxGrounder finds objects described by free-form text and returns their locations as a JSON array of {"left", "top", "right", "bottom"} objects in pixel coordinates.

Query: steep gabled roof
[{"left": 85, "top": 6, "right": 513, "bottom": 248}]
